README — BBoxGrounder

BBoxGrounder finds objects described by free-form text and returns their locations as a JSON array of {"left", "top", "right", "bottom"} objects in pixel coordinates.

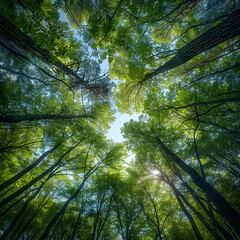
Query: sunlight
[{"left": 152, "top": 170, "right": 159, "bottom": 175}]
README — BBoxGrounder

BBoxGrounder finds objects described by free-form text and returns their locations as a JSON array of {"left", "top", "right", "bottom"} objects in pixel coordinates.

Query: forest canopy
[{"left": 0, "top": 0, "right": 240, "bottom": 239}]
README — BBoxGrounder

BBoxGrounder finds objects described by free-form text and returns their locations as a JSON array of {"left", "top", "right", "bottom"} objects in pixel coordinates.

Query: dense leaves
[{"left": 0, "top": 0, "right": 240, "bottom": 239}]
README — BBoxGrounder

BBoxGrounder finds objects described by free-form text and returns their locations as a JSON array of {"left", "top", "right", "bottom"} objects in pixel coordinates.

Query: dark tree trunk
[
  {"left": 39, "top": 178, "right": 88, "bottom": 240},
  {"left": 0, "top": 173, "right": 53, "bottom": 240},
  {"left": 157, "top": 138, "right": 240, "bottom": 237},
  {"left": 92, "top": 193, "right": 105, "bottom": 240},
  {"left": 0, "top": 145, "right": 59, "bottom": 192},
  {"left": 0, "top": 143, "right": 80, "bottom": 208},
  {"left": 0, "top": 14, "right": 99, "bottom": 93},
  {"left": 170, "top": 182, "right": 204, "bottom": 240},
  {"left": 96, "top": 194, "right": 114, "bottom": 239},
  {"left": 143, "top": 9, "right": 240, "bottom": 81},
  {"left": 70, "top": 208, "right": 83, "bottom": 240},
  {"left": 0, "top": 113, "right": 92, "bottom": 123},
  {"left": 16, "top": 192, "right": 51, "bottom": 240}
]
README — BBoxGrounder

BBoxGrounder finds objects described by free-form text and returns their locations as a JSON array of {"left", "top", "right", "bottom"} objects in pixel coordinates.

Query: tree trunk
[
  {"left": 39, "top": 178, "right": 88, "bottom": 240},
  {"left": 157, "top": 138, "right": 240, "bottom": 237},
  {"left": 143, "top": 9, "right": 240, "bottom": 81},
  {"left": 0, "top": 113, "right": 92, "bottom": 123},
  {"left": 96, "top": 194, "right": 114, "bottom": 239},
  {"left": 0, "top": 172, "right": 53, "bottom": 240},
  {"left": 169, "top": 182, "right": 204, "bottom": 240},
  {"left": 0, "top": 14, "right": 100, "bottom": 93},
  {"left": 0, "top": 145, "right": 59, "bottom": 192},
  {"left": 167, "top": 97, "right": 240, "bottom": 110},
  {"left": 16, "top": 191, "right": 51, "bottom": 240},
  {"left": 70, "top": 208, "right": 83, "bottom": 240},
  {"left": 0, "top": 142, "right": 80, "bottom": 208}
]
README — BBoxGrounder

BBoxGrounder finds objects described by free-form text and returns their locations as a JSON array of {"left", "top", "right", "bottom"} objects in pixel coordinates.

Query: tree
[{"left": 1, "top": 0, "right": 240, "bottom": 239}]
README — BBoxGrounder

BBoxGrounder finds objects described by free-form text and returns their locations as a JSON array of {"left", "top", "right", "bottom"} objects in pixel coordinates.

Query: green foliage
[{"left": 0, "top": 0, "right": 240, "bottom": 239}]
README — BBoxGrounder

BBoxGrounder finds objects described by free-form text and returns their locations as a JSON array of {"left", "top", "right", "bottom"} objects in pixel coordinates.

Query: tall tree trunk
[
  {"left": 0, "top": 113, "right": 92, "bottom": 123},
  {"left": 166, "top": 97, "right": 240, "bottom": 110},
  {"left": 16, "top": 191, "right": 52, "bottom": 240},
  {"left": 70, "top": 208, "right": 83, "bottom": 240},
  {"left": 92, "top": 193, "right": 105, "bottom": 240},
  {"left": 0, "top": 142, "right": 81, "bottom": 208},
  {"left": 143, "top": 9, "right": 240, "bottom": 81},
  {"left": 0, "top": 188, "right": 36, "bottom": 218},
  {"left": 0, "top": 14, "right": 101, "bottom": 94},
  {"left": 96, "top": 194, "right": 114, "bottom": 240},
  {"left": 169, "top": 181, "right": 204, "bottom": 240},
  {"left": 39, "top": 178, "right": 88, "bottom": 240},
  {"left": 174, "top": 185, "right": 229, "bottom": 240},
  {"left": 0, "top": 144, "right": 59, "bottom": 192},
  {"left": 157, "top": 138, "right": 240, "bottom": 237},
  {"left": 0, "top": 171, "right": 54, "bottom": 240}
]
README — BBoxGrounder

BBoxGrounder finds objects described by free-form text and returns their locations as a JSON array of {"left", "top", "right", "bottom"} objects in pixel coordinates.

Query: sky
[{"left": 106, "top": 112, "right": 139, "bottom": 143}]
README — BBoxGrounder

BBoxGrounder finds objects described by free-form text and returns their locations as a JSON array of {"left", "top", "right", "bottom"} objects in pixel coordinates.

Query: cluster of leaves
[{"left": 0, "top": 0, "right": 240, "bottom": 239}]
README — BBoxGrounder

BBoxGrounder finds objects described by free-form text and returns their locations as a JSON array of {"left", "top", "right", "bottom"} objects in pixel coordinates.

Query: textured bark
[
  {"left": 157, "top": 139, "right": 240, "bottom": 237},
  {"left": 0, "top": 113, "right": 92, "bottom": 123},
  {"left": 143, "top": 9, "right": 240, "bottom": 81},
  {"left": 0, "top": 145, "right": 59, "bottom": 192},
  {"left": 0, "top": 14, "right": 99, "bottom": 93}
]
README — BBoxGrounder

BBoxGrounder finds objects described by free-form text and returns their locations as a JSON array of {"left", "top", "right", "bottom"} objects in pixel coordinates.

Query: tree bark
[{"left": 143, "top": 9, "right": 240, "bottom": 81}]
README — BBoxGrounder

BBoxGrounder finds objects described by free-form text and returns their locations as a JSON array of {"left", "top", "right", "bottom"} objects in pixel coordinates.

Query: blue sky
[{"left": 106, "top": 112, "right": 139, "bottom": 142}]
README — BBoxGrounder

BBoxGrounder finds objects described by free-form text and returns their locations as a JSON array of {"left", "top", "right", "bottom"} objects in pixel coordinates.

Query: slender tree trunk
[
  {"left": 70, "top": 208, "right": 83, "bottom": 240},
  {"left": 143, "top": 9, "right": 240, "bottom": 81},
  {"left": 0, "top": 14, "right": 98, "bottom": 93},
  {"left": 92, "top": 192, "right": 106, "bottom": 240},
  {"left": 0, "top": 172, "right": 53, "bottom": 240},
  {"left": 16, "top": 192, "right": 51, "bottom": 240},
  {"left": 171, "top": 184, "right": 204, "bottom": 240},
  {"left": 166, "top": 97, "right": 240, "bottom": 110},
  {"left": 39, "top": 178, "right": 88, "bottom": 240},
  {"left": 115, "top": 199, "right": 125, "bottom": 240},
  {"left": 0, "top": 145, "right": 59, "bottom": 192},
  {"left": 0, "top": 142, "right": 80, "bottom": 208},
  {"left": 157, "top": 138, "right": 240, "bottom": 237},
  {"left": 0, "top": 113, "right": 92, "bottom": 123},
  {"left": 175, "top": 186, "right": 228, "bottom": 240},
  {"left": 145, "top": 187, "right": 163, "bottom": 240},
  {"left": 96, "top": 194, "right": 114, "bottom": 239},
  {"left": 0, "top": 188, "right": 36, "bottom": 218}
]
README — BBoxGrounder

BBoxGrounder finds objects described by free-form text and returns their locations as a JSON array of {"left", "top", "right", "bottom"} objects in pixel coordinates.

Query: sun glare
[{"left": 152, "top": 170, "right": 159, "bottom": 175}]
